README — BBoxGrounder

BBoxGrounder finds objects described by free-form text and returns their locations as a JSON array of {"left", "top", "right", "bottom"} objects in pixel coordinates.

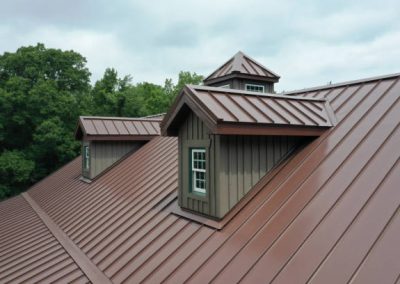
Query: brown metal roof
[
  {"left": 139, "top": 113, "right": 166, "bottom": 120},
  {"left": 75, "top": 116, "right": 161, "bottom": 141},
  {"left": 0, "top": 195, "right": 90, "bottom": 283},
  {"left": 204, "top": 51, "right": 280, "bottom": 84},
  {"left": 162, "top": 84, "right": 335, "bottom": 136},
  {"left": 1, "top": 73, "right": 400, "bottom": 283}
]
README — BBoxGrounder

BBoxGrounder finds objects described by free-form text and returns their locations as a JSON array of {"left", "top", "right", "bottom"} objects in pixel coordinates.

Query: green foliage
[
  {"left": 0, "top": 43, "right": 204, "bottom": 200},
  {"left": 0, "top": 43, "right": 91, "bottom": 198},
  {"left": 0, "top": 150, "right": 34, "bottom": 199}
]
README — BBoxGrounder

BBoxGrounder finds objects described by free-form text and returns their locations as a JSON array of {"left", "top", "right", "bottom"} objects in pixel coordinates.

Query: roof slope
[
  {"left": 162, "top": 85, "right": 335, "bottom": 136},
  {"left": 204, "top": 51, "right": 280, "bottom": 84},
  {"left": 75, "top": 116, "right": 161, "bottom": 141},
  {"left": 0, "top": 196, "right": 89, "bottom": 283},
  {"left": 1, "top": 73, "right": 400, "bottom": 283}
]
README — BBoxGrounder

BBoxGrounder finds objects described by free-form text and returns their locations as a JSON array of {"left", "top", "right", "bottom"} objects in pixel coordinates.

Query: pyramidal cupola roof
[{"left": 203, "top": 51, "right": 280, "bottom": 85}]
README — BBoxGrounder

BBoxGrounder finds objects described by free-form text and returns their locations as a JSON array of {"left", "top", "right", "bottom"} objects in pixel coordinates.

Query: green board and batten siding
[
  {"left": 83, "top": 141, "right": 144, "bottom": 180},
  {"left": 178, "top": 110, "right": 302, "bottom": 219}
]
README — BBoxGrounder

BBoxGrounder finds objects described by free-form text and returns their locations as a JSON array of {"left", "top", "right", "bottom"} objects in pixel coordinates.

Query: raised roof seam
[{"left": 21, "top": 192, "right": 112, "bottom": 284}]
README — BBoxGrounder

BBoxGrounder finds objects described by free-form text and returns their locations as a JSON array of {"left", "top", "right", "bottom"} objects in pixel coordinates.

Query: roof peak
[{"left": 203, "top": 51, "right": 280, "bottom": 85}]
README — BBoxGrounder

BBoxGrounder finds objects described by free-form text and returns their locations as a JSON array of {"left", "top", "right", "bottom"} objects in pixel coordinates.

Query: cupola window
[{"left": 245, "top": 84, "right": 265, "bottom": 93}]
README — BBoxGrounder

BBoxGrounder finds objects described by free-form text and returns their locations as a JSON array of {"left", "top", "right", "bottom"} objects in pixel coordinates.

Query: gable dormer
[
  {"left": 162, "top": 85, "right": 335, "bottom": 220},
  {"left": 203, "top": 51, "right": 280, "bottom": 93},
  {"left": 75, "top": 116, "right": 162, "bottom": 181}
]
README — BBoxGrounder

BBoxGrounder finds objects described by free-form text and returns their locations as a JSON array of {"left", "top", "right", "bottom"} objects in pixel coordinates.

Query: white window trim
[
  {"left": 245, "top": 83, "right": 265, "bottom": 93},
  {"left": 84, "top": 145, "right": 90, "bottom": 170},
  {"left": 191, "top": 148, "right": 206, "bottom": 194}
]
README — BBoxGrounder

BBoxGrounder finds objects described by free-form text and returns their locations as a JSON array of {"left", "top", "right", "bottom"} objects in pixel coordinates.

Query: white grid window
[
  {"left": 83, "top": 145, "right": 90, "bottom": 170},
  {"left": 245, "top": 84, "right": 265, "bottom": 93},
  {"left": 191, "top": 149, "right": 206, "bottom": 194}
]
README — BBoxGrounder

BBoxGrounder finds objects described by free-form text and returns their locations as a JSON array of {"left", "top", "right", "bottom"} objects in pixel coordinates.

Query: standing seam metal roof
[
  {"left": 204, "top": 51, "right": 280, "bottom": 83},
  {"left": 162, "top": 84, "right": 335, "bottom": 137},
  {"left": 76, "top": 116, "right": 161, "bottom": 140},
  {"left": 1, "top": 73, "right": 400, "bottom": 283}
]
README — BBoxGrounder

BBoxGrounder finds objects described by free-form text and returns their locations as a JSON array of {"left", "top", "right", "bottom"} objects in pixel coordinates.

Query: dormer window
[
  {"left": 245, "top": 83, "right": 264, "bottom": 93},
  {"left": 191, "top": 148, "right": 206, "bottom": 194},
  {"left": 75, "top": 116, "right": 162, "bottom": 181},
  {"left": 162, "top": 83, "right": 335, "bottom": 220}
]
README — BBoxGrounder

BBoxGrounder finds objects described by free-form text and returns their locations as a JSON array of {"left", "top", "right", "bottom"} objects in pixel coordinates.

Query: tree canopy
[{"left": 0, "top": 43, "right": 203, "bottom": 200}]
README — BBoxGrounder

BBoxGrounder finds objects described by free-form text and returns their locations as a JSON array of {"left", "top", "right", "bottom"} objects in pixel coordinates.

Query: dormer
[
  {"left": 162, "top": 85, "right": 335, "bottom": 220},
  {"left": 75, "top": 116, "right": 162, "bottom": 181},
  {"left": 203, "top": 51, "right": 280, "bottom": 93}
]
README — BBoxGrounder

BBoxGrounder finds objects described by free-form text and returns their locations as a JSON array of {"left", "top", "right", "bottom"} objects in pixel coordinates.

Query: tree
[
  {"left": 91, "top": 68, "right": 133, "bottom": 116},
  {"left": 166, "top": 71, "right": 204, "bottom": 103},
  {"left": 0, "top": 150, "right": 34, "bottom": 199},
  {"left": 0, "top": 43, "right": 204, "bottom": 200},
  {"left": 0, "top": 43, "right": 91, "bottom": 198}
]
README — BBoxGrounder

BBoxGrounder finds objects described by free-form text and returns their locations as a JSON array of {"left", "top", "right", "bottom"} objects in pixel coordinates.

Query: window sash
[
  {"left": 245, "top": 84, "right": 265, "bottom": 93},
  {"left": 84, "top": 146, "right": 90, "bottom": 170},
  {"left": 191, "top": 149, "right": 206, "bottom": 194}
]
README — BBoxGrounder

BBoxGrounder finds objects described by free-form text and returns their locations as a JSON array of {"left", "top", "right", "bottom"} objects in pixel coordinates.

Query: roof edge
[
  {"left": 79, "top": 115, "right": 163, "bottom": 122},
  {"left": 187, "top": 84, "right": 327, "bottom": 102},
  {"left": 282, "top": 72, "right": 400, "bottom": 95}
]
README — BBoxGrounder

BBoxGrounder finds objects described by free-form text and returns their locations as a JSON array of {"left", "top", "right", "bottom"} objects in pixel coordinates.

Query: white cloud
[{"left": 0, "top": 0, "right": 399, "bottom": 90}]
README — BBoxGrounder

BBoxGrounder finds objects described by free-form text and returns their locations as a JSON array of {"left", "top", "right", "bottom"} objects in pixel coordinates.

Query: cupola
[
  {"left": 203, "top": 51, "right": 280, "bottom": 93},
  {"left": 75, "top": 116, "right": 162, "bottom": 181}
]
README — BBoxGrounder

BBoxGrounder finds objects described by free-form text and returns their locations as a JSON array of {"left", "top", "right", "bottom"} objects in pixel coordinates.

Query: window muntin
[
  {"left": 83, "top": 145, "right": 90, "bottom": 170},
  {"left": 245, "top": 84, "right": 265, "bottom": 93},
  {"left": 191, "top": 148, "right": 206, "bottom": 194}
]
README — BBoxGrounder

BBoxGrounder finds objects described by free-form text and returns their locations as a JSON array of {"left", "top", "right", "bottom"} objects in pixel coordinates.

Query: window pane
[{"left": 191, "top": 148, "right": 206, "bottom": 194}]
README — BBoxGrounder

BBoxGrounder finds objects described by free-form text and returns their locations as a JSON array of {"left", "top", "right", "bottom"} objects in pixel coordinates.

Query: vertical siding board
[
  {"left": 178, "top": 109, "right": 302, "bottom": 219},
  {"left": 260, "top": 136, "right": 267, "bottom": 177},
  {"left": 243, "top": 136, "right": 252, "bottom": 193},
  {"left": 228, "top": 136, "right": 238, "bottom": 210},
  {"left": 209, "top": 135, "right": 215, "bottom": 216},
  {"left": 87, "top": 140, "right": 142, "bottom": 180},
  {"left": 219, "top": 135, "right": 229, "bottom": 215},
  {"left": 179, "top": 117, "right": 187, "bottom": 208},
  {"left": 214, "top": 135, "right": 221, "bottom": 217},
  {"left": 251, "top": 138, "right": 259, "bottom": 186},
  {"left": 237, "top": 136, "right": 244, "bottom": 198},
  {"left": 193, "top": 113, "right": 198, "bottom": 140}
]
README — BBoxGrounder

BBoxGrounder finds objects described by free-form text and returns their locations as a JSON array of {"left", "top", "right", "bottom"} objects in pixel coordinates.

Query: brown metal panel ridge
[{"left": 21, "top": 192, "right": 112, "bottom": 284}]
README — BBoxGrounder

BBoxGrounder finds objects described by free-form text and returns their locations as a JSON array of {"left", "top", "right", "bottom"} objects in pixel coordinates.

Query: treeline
[{"left": 0, "top": 43, "right": 203, "bottom": 200}]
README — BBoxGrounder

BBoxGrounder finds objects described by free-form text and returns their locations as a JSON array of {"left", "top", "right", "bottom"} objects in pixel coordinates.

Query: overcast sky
[{"left": 1, "top": 0, "right": 399, "bottom": 91}]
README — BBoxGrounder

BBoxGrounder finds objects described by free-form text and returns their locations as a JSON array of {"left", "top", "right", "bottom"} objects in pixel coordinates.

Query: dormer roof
[
  {"left": 75, "top": 116, "right": 161, "bottom": 141},
  {"left": 162, "top": 85, "right": 335, "bottom": 137},
  {"left": 203, "top": 51, "right": 280, "bottom": 85}
]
